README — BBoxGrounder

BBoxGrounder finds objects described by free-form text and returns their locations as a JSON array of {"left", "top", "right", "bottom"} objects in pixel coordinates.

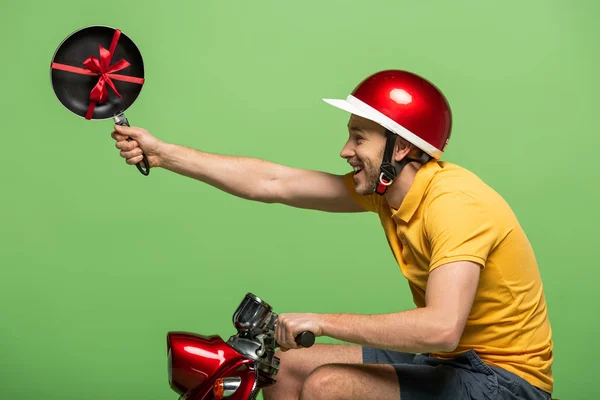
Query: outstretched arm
[{"left": 111, "top": 125, "right": 365, "bottom": 213}]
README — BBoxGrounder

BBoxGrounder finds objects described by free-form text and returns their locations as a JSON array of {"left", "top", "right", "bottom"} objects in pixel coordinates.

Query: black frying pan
[{"left": 50, "top": 25, "right": 150, "bottom": 176}]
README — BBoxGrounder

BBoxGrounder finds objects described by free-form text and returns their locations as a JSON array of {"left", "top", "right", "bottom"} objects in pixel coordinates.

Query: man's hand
[
  {"left": 275, "top": 313, "right": 325, "bottom": 351},
  {"left": 111, "top": 125, "right": 164, "bottom": 168}
]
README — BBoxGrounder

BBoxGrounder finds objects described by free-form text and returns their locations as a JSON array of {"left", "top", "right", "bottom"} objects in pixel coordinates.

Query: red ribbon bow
[{"left": 51, "top": 29, "right": 144, "bottom": 119}]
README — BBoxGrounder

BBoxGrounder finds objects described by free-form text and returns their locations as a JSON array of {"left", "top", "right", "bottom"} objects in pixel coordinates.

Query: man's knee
[
  {"left": 265, "top": 345, "right": 363, "bottom": 400},
  {"left": 299, "top": 364, "right": 346, "bottom": 400}
]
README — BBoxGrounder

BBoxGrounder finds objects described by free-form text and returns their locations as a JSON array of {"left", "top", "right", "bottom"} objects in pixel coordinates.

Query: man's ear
[{"left": 393, "top": 136, "right": 413, "bottom": 162}]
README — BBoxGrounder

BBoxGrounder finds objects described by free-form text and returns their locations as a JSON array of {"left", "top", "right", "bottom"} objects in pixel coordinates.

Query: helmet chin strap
[{"left": 374, "top": 130, "right": 431, "bottom": 196}]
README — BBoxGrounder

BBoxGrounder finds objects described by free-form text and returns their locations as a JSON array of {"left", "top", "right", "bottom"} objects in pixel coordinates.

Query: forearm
[
  {"left": 158, "top": 143, "right": 281, "bottom": 202},
  {"left": 321, "top": 308, "right": 460, "bottom": 354}
]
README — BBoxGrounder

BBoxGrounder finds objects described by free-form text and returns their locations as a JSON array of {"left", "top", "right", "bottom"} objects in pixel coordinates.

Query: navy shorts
[{"left": 362, "top": 346, "right": 552, "bottom": 400}]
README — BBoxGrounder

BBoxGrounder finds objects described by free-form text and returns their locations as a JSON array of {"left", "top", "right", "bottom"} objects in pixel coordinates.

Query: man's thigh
[
  {"left": 296, "top": 346, "right": 492, "bottom": 400},
  {"left": 300, "top": 348, "right": 487, "bottom": 400},
  {"left": 362, "top": 346, "right": 551, "bottom": 400},
  {"left": 363, "top": 346, "right": 497, "bottom": 400},
  {"left": 363, "top": 346, "right": 448, "bottom": 400}
]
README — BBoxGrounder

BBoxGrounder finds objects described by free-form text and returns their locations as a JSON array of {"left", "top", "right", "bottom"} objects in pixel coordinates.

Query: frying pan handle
[{"left": 114, "top": 114, "right": 150, "bottom": 176}]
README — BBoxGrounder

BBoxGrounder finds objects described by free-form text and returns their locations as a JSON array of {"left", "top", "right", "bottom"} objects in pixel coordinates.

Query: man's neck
[{"left": 383, "top": 162, "right": 421, "bottom": 209}]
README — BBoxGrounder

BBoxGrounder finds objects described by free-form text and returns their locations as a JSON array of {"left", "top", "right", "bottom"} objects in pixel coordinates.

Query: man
[{"left": 111, "top": 70, "right": 553, "bottom": 400}]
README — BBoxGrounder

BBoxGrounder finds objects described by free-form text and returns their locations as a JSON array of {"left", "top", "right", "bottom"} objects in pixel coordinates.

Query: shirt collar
[{"left": 391, "top": 160, "right": 441, "bottom": 223}]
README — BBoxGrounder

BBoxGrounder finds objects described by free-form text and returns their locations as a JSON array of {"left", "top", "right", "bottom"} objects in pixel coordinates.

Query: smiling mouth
[{"left": 353, "top": 166, "right": 364, "bottom": 176}]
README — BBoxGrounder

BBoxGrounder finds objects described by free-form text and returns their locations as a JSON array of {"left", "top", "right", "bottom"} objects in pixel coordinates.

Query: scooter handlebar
[{"left": 295, "top": 331, "right": 315, "bottom": 348}]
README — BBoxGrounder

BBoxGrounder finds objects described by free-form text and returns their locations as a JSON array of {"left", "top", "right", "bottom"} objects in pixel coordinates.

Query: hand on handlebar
[{"left": 275, "top": 313, "right": 323, "bottom": 351}]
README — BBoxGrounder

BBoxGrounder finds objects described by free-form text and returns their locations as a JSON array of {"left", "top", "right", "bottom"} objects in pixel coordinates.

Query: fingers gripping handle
[
  {"left": 114, "top": 114, "right": 150, "bottom": 176},
  {"left": 295, "top": 331, "right": 315, "bottom": 348}
]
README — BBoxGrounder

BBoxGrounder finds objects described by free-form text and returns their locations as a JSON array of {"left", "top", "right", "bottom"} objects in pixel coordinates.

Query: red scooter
[{"left": 166, "top": 293, "right": 315, "bottom": 399}]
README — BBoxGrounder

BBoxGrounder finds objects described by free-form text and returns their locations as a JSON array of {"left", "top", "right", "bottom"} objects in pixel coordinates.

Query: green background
[{"left": 1, "top": 0, "right": 597, "bottom": 398}]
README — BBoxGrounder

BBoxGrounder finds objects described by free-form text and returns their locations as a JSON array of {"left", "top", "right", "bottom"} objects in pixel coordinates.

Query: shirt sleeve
[
  {"left": 424, "top": 191, "right": 499, "bottom": 272},
  {"left": 343, "top": 172, "right": 381, "bottom": 213}
]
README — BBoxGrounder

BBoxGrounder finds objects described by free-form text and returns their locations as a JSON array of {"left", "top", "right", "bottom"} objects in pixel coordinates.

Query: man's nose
[{"left": 340, "top": 142, "right": 354, "bottom": 159}]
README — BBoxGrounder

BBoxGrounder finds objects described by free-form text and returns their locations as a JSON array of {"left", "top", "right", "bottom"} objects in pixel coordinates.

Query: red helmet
[{"left": 323, "top": 70, "right": 452, "bottom": 159}]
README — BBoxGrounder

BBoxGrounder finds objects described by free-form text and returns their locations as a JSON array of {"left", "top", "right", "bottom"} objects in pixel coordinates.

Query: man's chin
[
  {"left": 354, "top": 183, "right": 375, "bottom": 196},
  {"left": 353, "top": 172, "right": 376, "bottom": 195}
]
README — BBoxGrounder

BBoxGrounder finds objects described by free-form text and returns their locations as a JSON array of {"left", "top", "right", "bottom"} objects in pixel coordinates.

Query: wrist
[
  {"left": 155, "top": 141, "right": 174, "bottom": 169},
  {"left": 320, "top": 313, "right": 341, "bottom": 337}
]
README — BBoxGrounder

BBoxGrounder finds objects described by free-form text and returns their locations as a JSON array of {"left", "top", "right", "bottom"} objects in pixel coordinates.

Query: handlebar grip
[{"left": 295, "top": 331, "right": 315, "bottom": 348}]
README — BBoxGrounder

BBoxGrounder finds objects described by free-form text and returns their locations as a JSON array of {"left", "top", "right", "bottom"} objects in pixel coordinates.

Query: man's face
[{"left": 340, "top": 114, "right": 387, "bottom": 195}]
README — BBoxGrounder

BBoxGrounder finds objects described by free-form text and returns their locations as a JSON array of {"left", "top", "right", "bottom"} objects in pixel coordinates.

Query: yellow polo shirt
[{"left": 344, "top": 160, "right": 554, "bottom": 393}]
